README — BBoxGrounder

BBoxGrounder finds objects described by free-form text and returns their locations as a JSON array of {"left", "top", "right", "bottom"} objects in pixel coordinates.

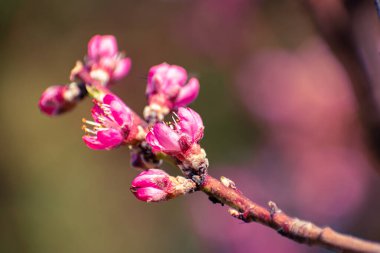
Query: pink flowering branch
[
  {"left": 38, "top": 35, "right": 380, "bottom": 253},
  {"left": 137, "top": 105, "right": 380, "bottom": 253}
]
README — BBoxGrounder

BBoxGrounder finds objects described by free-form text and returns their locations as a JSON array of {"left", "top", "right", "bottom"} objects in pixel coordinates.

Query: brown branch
[{"left": 200, "top": 175, "right": 380, "bottom": 253}]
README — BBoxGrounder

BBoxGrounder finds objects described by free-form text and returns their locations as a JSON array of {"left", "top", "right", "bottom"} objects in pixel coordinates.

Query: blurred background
[{"left": 1, "top": 0, "right": 380, "bottom": 252}]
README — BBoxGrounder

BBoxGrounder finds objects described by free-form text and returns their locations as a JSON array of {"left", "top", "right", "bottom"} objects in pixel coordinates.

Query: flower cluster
[
  {"left": 39, "top": 35, "right": 207, "bottom": 203},
  {"left": 36, "top": 33, "right": 380, "bottom": 253},
  {"left": 39, "top": 35, "right": 131, "bottom": 116}
]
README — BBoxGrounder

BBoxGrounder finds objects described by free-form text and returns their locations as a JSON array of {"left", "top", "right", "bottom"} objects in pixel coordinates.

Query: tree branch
[{"left": 200, "top": 175, "right": 380, "bottom": 253}]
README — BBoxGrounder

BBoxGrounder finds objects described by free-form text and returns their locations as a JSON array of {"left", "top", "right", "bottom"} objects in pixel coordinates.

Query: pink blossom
[
  {"left": 130, "top": 169, "right": 172, "bottom": 202},
  {"left": 82, "top": 93, "right": 134, "bottom": 150},
  {"left": 146, "top": 63, "right": 200, "bottom": 110},
  {"left": 146, "top": 107, "right": 204, "bottom": 155},
  {"left": 39, "top": 84, "right": 81, "bottom": 116},
  {"left": 84, "top": 35, "right": 132, "bottom": 86}
]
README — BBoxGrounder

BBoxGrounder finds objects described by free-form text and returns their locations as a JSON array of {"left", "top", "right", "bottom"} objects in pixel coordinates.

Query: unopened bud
[
  {"left": 130, "top": 169, "right": 196, "bottom": 202},
  {"left": 38, "top": 83, "right": 86, "bottom": 116}
]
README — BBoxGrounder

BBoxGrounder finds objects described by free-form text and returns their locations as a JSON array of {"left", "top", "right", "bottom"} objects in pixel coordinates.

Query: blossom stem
[
  {"left": 133, "top": 146, "right": 380, "bottom": 252},
  {"left": 200, "top": 175, "right": 380, "bottom": 253}
]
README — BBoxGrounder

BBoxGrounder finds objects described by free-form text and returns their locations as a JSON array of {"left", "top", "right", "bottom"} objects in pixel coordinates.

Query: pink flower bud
[
  {"left": 145, "top": 63, "right": 200, "bottom": 111},
  {"left": 130, "top": 169, "right": 196, "bottom": 202},
  {"left": 130, "top": 169, "right": 173, "bottom": 202},
  {"left": 38, "top": 83, "right": 85, "bottom": 116},
  {"left": 146, "top": 107, "right": 204, "bottom": 155},
  {"left": 111, "top": 58, "right": 132, "bottom": 81},
  {"left": 82, "top": 93, "right": 136, "bottom": 150},
  {"left": 83, "top": 35, "right": 132, "bottom": 86}
]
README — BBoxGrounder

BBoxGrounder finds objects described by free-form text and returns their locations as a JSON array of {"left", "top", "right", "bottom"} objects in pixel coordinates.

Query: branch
[
  {"left": 39, "top": 34, "right": 380, "bottom": 253},
  {"left": 200, "top": 175, "right": 380, "bottom": 253}
]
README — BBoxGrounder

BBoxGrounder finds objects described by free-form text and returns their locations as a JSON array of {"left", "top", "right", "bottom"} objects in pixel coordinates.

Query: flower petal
[
  {"left": 131, "top": 170, "right": 170, "bottom": 188},
  {"left": 88, "top": 35, "right": 118, "bottom": 60},
  {"left": 147, "top": 63, "right": 170, "bottom": 87},
  {"left": 82, "top": 128, "right": 123, "bottom": 150},
  {"left": 146, "top": 123, "right": 181, "bottom": 153},
  {"left": 177, "top": 107, "right": 204, "bottom": 142},
  {"left": 132, "top": 187, "right": 167, "bottom": 202},
  {"left": 160, "top": 65, "right": 187, "bottom": 98},
  {"left": 174, "top": 77, "right": 200, "bottom": 108},
  {"left": 82, "top": 135, "right": 110, "bottom": 150},
  {"left": 165, "top": 65, "right": 187, "bottom": 87},
  {"left": 97, "top": 129, "right": 124, "bottom": 147},
  {"left": 112, "top": 58, "right": 131, "bottom": 81},
  {"left": 146, "top": 63, "right": 187, "bottom": 97},
  {"left": 103, "top": 94, "right": 133, "bottom": 128}
]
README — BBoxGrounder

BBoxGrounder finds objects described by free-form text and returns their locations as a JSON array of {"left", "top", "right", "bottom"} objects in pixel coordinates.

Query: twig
[{"left": 200, "top": 175, "right": 380, "bottom": 253}]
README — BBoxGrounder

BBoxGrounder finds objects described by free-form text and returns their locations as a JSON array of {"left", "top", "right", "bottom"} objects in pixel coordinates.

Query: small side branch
[{"left": 201, "top": 175, "right": 380, "bottom": 253}]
